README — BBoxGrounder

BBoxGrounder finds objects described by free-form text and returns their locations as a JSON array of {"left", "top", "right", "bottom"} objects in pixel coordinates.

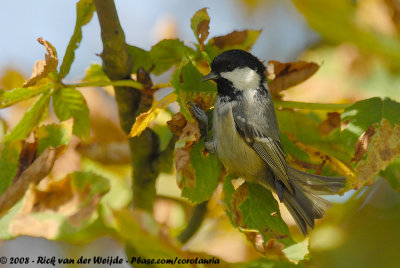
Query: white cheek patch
[{"left": 220, "top": 67, "right": 260, "bottom": 91}]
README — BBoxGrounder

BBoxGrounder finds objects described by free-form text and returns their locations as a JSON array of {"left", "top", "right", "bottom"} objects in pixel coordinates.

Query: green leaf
[
  {"left": 113, "top": 209, "right": 190, "bottom": 266},
  {"left": 341, "top": 97, "right": 400, "bottom": 150},
  {"left": 243, "top": 258, "right": 307, "bottom": 268},
  {"left": 181, "top": 138, "right": 222, "bottom": 203},
  {"left": 36, "top": 123, "right": 72, "bottom": 155},
  {"left": 149, "top": 39, "right": 195, "bottom": 75},
  {"left": 0, "top": 83, "right": 53, "bottom": 109},
  {"left": 0, "top": 141, "right": 22, "bottom": 195},
  {"left": 171, "top": 61, "right": 217, "bottom": 118},
  {"left": 126, "top": 45, "right": 154, "bottom": 73},
  {"left": 83, "top": 63, "right": 110, "bottom": 83},
  {"left": 381, "top": 157, "right": 400, "bottom": 191},
  {"left": 53, "top": 88, "right": 90, "bottom": 141},
  {"left": 59, "top": 0, "right": 95, "bottom": 79},
  {"left": 4, "top": 91, "right": 52, "bottom": 142},
  {"left": 190, "top": 8, "right": 210, "bottom": 49},
  {"left": 70, "top": 171, "right": 110, "bottom": 200},
  {"left": 223, "top": 176, "right": 294, "bottom": 246}
]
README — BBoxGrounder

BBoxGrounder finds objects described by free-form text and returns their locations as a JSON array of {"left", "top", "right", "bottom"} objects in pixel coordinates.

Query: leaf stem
[
  {"left": 274, "top": 100, "right": 351, "bottom": 110},
  {"left": 69, "top": 81, "right": 172, "bottom": 91},
  {"left": 177, "top": 201, "right": 208, "bottom": 244}
]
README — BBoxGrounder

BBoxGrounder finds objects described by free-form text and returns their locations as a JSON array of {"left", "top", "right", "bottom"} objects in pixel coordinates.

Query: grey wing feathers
[{"left": 232, "top": 103, "right": 294, "bottom": 194}]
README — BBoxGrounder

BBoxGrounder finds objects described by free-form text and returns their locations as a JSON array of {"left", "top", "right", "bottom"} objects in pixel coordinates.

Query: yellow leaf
[
  {"left": 129, "top": 93, "right": 177, "bottom": 138},
  {"left": 355, "top": 119, "right": 400, "bottom": 188}
]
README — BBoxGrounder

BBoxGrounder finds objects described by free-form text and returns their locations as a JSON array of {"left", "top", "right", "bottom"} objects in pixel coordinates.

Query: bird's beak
[{"left": 201, "top": 71, "right": 219, "bottom": 82}]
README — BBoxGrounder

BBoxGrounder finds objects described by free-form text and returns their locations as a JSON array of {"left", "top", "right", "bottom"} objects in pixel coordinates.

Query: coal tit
[{"left": 192, "top": 49, "right": 345, "bottom": 235}]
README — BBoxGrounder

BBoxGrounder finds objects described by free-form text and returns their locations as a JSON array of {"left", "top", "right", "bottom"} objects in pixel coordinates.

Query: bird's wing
[{"left": 232, "top": 100, "right": 294, "bottom": 195}]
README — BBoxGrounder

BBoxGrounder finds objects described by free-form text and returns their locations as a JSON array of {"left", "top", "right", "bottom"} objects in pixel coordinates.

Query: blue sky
[{"left": 0, "top": 0, "right": 317, "bottom": 81}]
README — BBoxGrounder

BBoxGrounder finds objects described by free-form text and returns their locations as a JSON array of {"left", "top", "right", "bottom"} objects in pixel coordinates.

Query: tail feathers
[
  {"left": 282, "top": 167, "right": 345, "bottom": 235},
  {"left": 288, "top": 166, "right": 346, "bottom": 195}
]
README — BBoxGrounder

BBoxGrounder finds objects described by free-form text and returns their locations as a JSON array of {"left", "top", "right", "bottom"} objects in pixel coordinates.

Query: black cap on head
[{"left": 210, "top": 49, "right": 266, "bottom": 78}]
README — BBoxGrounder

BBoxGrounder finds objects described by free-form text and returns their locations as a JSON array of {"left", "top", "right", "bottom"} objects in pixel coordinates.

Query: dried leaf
[
  {"left": 167, "top": 112, "right": 187, "bottom": 136},
  {"left": 353, "top": 125, "right": 376, "bottom": 163},
  {"left": 0, "top": 147, "right": 58, "bottom": 218},
  {"left": 9, "top": 171, "right": 109, "bottom": 239},
  {"left": 319, "top": 112, "right": 341, "bottom": 136},
  {"left": 24, "top": 38, "right": 58, "bottom": 88},
  {"left": 174, "top": 121, "right": 201, "bottom": 171},
  {"left": 77, "top": 142, "right": 130, "bottom": 165},
  {"left": 190, "top": 8, "right": 210, "bottom": 50},
  {"left": 267, "top": 61, "right": 319, "bottom": 95},
  {"left": 208, "top": 30, "right": 262, "bottom": 52},
  {"left": 129, "top": 93, "right": 177, "bottom": 138},
  {"left": 15, "top": 141, "right": 38, "bottom": 182},
  {"left": 231, "top": 183, "right": 249, "bottom": 225},
  {"left": 285, "top": 133, "right": 353, "bottom": 181},
  {"left": 355, "top": 119, "right": 400, "bottom": 187}
]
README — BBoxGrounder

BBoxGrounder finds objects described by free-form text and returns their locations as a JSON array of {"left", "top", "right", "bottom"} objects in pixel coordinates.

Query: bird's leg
[{"left": 189, "top": 102, "right": 216, "bottom": 153}]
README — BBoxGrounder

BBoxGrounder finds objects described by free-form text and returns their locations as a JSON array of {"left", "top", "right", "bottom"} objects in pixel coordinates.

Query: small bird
[{"left": 191, "top": 49, "right": 345, "bottom": 235}]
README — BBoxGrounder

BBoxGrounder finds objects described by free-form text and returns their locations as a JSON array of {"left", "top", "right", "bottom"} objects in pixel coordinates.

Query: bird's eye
[{"left": 227, "top": 64, "right": 233, "bottom": 71}]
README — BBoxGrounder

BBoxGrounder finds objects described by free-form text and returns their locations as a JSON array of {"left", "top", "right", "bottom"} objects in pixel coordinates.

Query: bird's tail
[{"left": 282, "top": 166, "right": 346, "bottom": 235}]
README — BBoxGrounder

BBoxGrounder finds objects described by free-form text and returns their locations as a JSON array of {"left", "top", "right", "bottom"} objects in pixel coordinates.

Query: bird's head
[{"left": 202, "top": 49, "right": 266, "bottom": 95}]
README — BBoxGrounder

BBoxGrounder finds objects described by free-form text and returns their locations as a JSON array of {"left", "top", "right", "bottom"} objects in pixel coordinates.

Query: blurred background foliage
[{"left": 0, "top": 0, "right": 400, "bottom": 267}]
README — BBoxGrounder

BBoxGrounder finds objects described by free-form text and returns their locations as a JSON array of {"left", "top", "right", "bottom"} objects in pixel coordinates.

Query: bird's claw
[{"left": 189, "top": 102, "right": 208, "bottom": 126}]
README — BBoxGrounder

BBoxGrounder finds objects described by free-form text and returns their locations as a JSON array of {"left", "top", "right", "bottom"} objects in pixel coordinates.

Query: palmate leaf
[
  {"left": 83, "top": 63, "right": 110, "bottom": 83},
  {"left": 205, "top": 30, "right": 262, "bottom": 60},
  {"left": 190, "top": 8, "right": 210, "bottom": 50},
  {"left": 0, "top": 141, "right": 22, "bottom": 195},
  {"left": 0, "top": 171, "right": 110, "bottom": 242},
  {"left": 3, "top": 91, "right": 52, "bottom": 142},
  {"left": 341, "top": 97, "right": 400, "bottom": 151},
  {"left": 171, "top": 61, "right": 217, "bottom": 118},
  {"left": 223, "top": 175, "right": 294, "bottom": 247},
  {"left": 181, "top": 138, "right": 222, "bottom": 203},
  {"left": 150, "top": 39, "right": 195, "bottom": 75},
  {"left": 52, "top": 88, "right": 90, "bottom": 141},
  {"left": 126, "top": 45, "right": 154, "bottom": 74},
  {"left": 341, "top": 98, "right": 400, "bottom": 187},
  {"left": 59, "top": 0, "right": 95, "bottom": 79},
  {"left": 129, "top": 93, "right": 177, "bottom": 138},
  {"left": 36, "top": 123, "right": 72, "bottom": 155},
  {"left": 0, "top": 83, "right": 53, "bottom": 109}
]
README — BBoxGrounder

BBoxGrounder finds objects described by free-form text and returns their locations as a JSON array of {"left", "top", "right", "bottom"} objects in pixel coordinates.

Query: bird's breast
[{"left": 213, "top": 98, "right": 265, "bottom": 179}]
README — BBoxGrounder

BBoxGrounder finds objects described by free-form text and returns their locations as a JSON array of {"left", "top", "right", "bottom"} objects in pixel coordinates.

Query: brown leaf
[
  {"left": 244, "top": 232, "right": 286, "bottom": 259},
  {"left": 24, "top": 38, "right": 58, "bottom": 88},
  {"left": 353, "top": 125, "right": 376, "bottom": 163},
  {"left": 355, "top": 119, "right": 400, "bottom": 187},
  {"left": 267, "top": 61, "right": 319, "bottom": 96},
  {"left": 174, "top": 121, "right": 201, "bottom": 172},
  {"left": 210, "top": 29, "right": 262, "bottom": 51},
  {"left": 9, "top": 172, "right": 107, "bottom": 238},
  {"left": 197, "top": 20, "right": 210, "bottom": 50},
  {"left": 76, "top": 142, "right": 130, "bottom": 165},
  {"left": 290, "top": 156, "right": 323, "bottom": 175},
  {"left": 14, "top": 141, "right": 38, "bottom": 182},
  {"left": 213, "top": 30, "right": 249, "bottom": 49},
  {"left": 231, "top": 183, "right": 249, "bottom": 226},
  {"left": 319, "top": 112, "right": 341, "bottom": 136},
  {"left": 0, "top": 147, "right": 58, "bottom": 218},
  {"left": 167, "top": 112, "right": 187, "bottom": 136},
  {"left": 285, "top": 133, "right": 353, "bottom": 184}
]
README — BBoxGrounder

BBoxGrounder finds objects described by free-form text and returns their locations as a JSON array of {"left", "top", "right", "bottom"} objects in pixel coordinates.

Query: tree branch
[
  {"left": 177, "top": 201, "right": 208, "bottom": 244},
  {"left": 93, "top": 0, "right": 160, "bottom": 212}
]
